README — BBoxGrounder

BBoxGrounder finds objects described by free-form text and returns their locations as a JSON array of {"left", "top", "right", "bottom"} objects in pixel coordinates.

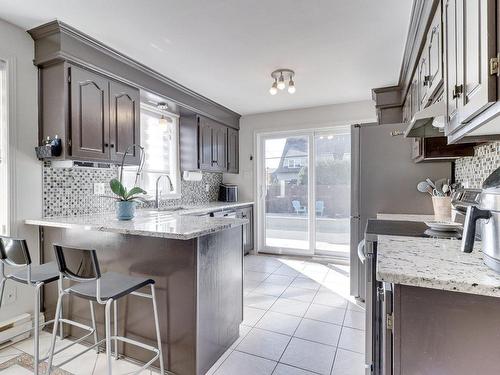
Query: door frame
[{"left": 256, "top": 126, "right": 351, "bottom": 258}]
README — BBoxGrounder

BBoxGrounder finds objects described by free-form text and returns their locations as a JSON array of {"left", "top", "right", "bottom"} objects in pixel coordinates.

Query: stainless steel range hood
[{"left": 404, "top": 100, "right": 446, "bottom": 137}]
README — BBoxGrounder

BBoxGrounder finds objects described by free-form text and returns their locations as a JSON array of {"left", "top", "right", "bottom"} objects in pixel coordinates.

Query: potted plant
[{"left": 109, "top": 178, "right": 147, "bottom": 220}]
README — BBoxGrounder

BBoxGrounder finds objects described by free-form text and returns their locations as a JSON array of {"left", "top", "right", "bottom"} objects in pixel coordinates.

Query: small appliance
[
  {"left": 218, "top": 184, "right": 238, "bottom": 202},
  {"left": 462, "top": 166, "right": 500, "bottom": 272}
]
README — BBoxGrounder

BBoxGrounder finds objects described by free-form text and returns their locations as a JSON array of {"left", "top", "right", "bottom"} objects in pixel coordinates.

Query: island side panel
[
  {"left": 196, "top": 226, "right": 243, "bottom": 375},
  {"left": 395, "top": 285, "right": 500, "bottom": 375},
  {"left": 41, "top": 227, "right": 198, "bottom": 375}
]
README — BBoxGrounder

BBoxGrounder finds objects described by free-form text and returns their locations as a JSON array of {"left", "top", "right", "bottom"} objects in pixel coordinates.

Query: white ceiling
[{"left": 0, "top": 0, "right": 413, "bottom": 115}]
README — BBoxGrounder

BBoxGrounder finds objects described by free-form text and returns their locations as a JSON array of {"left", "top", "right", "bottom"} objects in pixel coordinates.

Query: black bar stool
[
  {"left": 47, "top": 244, "right": 164, "bottom": 375},
  {"left": 0, "top": 236, "right": 98, "bottom": 375}
]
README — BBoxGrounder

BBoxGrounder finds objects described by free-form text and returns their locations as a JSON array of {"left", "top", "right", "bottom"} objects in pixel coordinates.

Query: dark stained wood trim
[{"left": 28, "top": 20, "right": 241, "bottom": 129}]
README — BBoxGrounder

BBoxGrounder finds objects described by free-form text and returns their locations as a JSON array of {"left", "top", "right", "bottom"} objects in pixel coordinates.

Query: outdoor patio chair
[
  {"left": 316, "top": 201, "right": 325, "bottom": 216},
  {"left": 292, "top": 200, "right": 306, "bottom": 214}
]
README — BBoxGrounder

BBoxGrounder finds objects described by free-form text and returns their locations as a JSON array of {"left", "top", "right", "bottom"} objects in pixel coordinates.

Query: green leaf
[
  {"left": 110, "top": 178, "right": 126, "bottom": 199},
  {"left": 125, "top": 186, "right": 147, "bottom": 200}
]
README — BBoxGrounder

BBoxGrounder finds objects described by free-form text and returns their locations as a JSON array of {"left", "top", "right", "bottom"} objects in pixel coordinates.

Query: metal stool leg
[
  {"left": 47, "top": 292, "right": 64, "bottom": 374},
  {"left": 113, "top": 300, "right": 118, "bottom": 360},
  {"left": 33, "top": 282, "right": 43, "bottom": 375},
  {"left": 151, "top": 284, "right": 165, "bottom": 374},
  {"left": 0, "top": 278, "right": 6, "bottom": 307},
  {"left": 105, "top": 298, "right": 113, "bottom": 375},
  {"left": 89, "top": 301, "right": 99, "bottom": 353}
]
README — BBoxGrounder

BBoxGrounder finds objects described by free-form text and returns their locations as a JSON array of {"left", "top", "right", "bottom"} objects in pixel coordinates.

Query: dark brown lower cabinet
[
  {"left": 393, "top": 285, "right": 500, "bottom": 375},
  {"left": 410, "top": 136, "right": 474, "bottom": 162}
]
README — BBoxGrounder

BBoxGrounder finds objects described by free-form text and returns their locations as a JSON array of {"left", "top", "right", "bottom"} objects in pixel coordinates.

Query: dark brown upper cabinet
[
  {"left": 227, "top": 127, "right": 239, "bottom": 174},
  {"left": 212, "top": 123, "right": 228, "bottom": 171},
  {"left": 39, "top": 62, "right": 141, "bottom": 164},
  {"left": 180, "top": 114, "right": 238, "bottom": 173},
  {"left": 198, "top": 116, "right": 215, "bottom": 170},
  {"left": 427, "top": 8, "right": 443, "bottom": 97},
  {"left": 444, "top": 0, "right": 498, "bottom": 140},
  {"left": 109, "top": 81, "right": 141, "bottom": 164},
  {"left": 69, "top": 65, "right": 110, "bottom": 160}
]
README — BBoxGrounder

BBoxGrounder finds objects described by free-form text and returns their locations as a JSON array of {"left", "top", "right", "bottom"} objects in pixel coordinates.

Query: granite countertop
[
  {"left": 376, "top": 235, "right": 500, "bottom": 298},
  {"left": 176, "top": 201, "right": 254, "bottom": 216},
  {"left": 25, "top": 205, "right": 250, "bottom": 240},
  {"left": 377, "top": 213, "right": 436, "bottom": 222}
]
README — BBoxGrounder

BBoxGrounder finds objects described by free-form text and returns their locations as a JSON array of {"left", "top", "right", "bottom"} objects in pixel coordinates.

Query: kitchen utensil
[
  {"left": 425, "top": 220, "right": 462, "bottom": 232},
  {"left": 461, "top": 166, "right": 500, "bottom": 272},
  {"left": 426, "top": 178, "right": 436, "bottom": 189},
  {"left": 435, "top": 178, "right": 447, "bottom": 194},
  {"left": 417, "top": 181, "right": 432, "bottom": 195},
  {"left": 443, "top": 184, "right": 450, "bottom": 194}
]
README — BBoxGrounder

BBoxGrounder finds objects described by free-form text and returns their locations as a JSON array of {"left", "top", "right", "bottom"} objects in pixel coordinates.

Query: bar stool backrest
[
  {"left": 0, "top": 236, "right": 31, "bottom": 267},
  {"left": 53, "top": 245, "right": 101, "bottom": 282}
]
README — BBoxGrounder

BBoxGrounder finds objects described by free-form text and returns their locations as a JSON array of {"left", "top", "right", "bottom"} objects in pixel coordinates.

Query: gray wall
[{"left": 0, "top": 18, "right": 41, "bottom": 321}]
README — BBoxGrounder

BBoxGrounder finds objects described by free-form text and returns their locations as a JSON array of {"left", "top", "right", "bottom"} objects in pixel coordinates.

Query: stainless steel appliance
[
  {"left": 218, "top": 184, "right": 238, "bottom": 202},
  {"left": 462, "top": 167, "right": 500, "bottom": 272},
  {"left": 361, "top": 219, "right": 461, "bottom": 375},
  {"left": 350, "top": 123, "right": 451, "bottom": 300}
]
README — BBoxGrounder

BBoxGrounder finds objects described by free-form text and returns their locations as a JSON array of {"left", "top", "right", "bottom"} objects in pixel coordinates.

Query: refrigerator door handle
[{"left": 357, "top": 239, "right": 366, "bottom": 263}]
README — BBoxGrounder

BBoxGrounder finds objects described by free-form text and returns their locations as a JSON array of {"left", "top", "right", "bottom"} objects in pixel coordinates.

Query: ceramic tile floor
[
  {"left": 207, "top": 255, "right": 366, "bottom": 375},
  {"left": 0, "top": 255, "right": 365, "bottom": 375},
  {"left": 0, "top": 331, "right": 158, "bottom": 374}
]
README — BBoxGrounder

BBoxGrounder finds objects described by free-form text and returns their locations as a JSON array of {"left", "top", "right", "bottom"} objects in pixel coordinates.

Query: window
[
  {"left": 0, "top": 60, "right": 8, "bottom": 235},
  {"left": 122, "top": 104, "right": 181, "bottom": 199}
]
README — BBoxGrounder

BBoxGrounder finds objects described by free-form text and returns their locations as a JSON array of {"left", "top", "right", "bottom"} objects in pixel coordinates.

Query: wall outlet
[
  {"left": 205, "top": 184, "right": 210, "bottom": 192},
  {"left": 93, "top": 182, "right": 106, "bottom": 195},
  {"left": 3, "top": 285, "right": 16, "bottom": 306}
]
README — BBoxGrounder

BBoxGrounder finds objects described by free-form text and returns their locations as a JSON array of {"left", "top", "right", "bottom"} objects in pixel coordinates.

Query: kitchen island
[
  {"left": 376, "top": 234, "right": 500, "bottom": 375},
  {"left": 26, "top": 209, "right": 248, "bottom": 375}
]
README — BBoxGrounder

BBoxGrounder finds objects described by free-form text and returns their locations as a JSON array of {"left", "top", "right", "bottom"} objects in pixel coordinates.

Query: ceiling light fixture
[
  {"left": 269, "top": 79, "right": 278, "bottom": 95},
  {"left": 270, "top": 69, "right": 296, "bottom": 95},
  {"left": 157, "top": 102, "right": 171, "bottom": 128}
]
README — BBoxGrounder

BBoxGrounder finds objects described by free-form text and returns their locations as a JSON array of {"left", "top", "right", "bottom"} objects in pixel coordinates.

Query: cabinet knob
[
  {"left": 105, "top": 143, "right": 109, "bottom": 148},
  {"left": 110, "top": 144, "right": 115, "bottom": 148}
]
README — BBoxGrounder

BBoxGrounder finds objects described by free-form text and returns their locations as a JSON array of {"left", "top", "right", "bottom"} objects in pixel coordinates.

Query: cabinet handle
[
  {"left": 110, "top": 144, "right": 115, "bottom": 148},
  {"left": 423, "top": 75, "right": 431, "bottom": 86},
  {"left": 105, "top": 143, "right": 109, "bottom": 148},
  {"left": 452, "top": 84, "right": 463, "bottom": 99}
]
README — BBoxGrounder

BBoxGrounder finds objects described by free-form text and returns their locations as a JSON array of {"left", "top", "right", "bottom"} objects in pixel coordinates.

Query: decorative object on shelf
[
  {"left": 35, "top": 135, "right": 62, "bottom": 160},
  {"left": 269, "top": 69, "right": 296, "bottom": 95}
]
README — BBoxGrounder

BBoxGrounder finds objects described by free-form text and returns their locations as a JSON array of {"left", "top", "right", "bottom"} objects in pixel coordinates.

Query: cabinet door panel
[
  {"left": 444, "top": 0, "right": 460, "bottom": 134},
  {"left": 109, "top": 81, "right": 140, "bottom": 164},
  {"left": 427, "top": 7, "right": 443, "bottom": 97},
  {"left": 213, "top": 124, "right": 228, "bottom": 171},
  {"left": 460, "top": 0, "right": 496, "bottom": 123},
  {"left": 199, "top": 117, "right": 214, "bottom": 170},
  {"left": 70, "top": 65, "right": 109, "bottom": 160},
  {"left": 227, "top": 128, "right": 239, "bottom": 174}
]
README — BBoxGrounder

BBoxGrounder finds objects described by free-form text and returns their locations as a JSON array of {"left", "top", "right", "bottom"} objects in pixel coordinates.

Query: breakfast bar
[{"left": 26, "top": 210, "right": 247, "bottom": 375}]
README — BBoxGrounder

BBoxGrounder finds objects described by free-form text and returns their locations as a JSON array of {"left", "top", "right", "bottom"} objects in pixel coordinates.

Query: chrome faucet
[{"left": 155, "top": 174, "right": 174, "bottom": 209}]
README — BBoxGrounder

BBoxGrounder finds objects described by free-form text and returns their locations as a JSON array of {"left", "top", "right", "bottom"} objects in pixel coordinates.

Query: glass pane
[
  {"left": 264, "top": 136, "right": 309, "bottom": 251},
  {"left": 314, "top": 129, "right": 351, "bottom": 257}
]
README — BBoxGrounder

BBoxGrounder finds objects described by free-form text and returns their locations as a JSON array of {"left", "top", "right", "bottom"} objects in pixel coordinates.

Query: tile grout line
[{"left": 329, "top": 302, "right": 349, "bottom": 375}]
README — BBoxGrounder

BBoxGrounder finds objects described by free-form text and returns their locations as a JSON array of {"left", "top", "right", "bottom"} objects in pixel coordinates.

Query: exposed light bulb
[
  {"left": 277, "top": 74, "right": 286, "bottom": 90},
  {"left": 288, "top": 78, "right": 296, "bottom": 94},
  {"left": 269, "top": 80, "right": 278, "bottom": 95},
  {"left": 159, "top": 115, "right": 169, "bottom": 128}
]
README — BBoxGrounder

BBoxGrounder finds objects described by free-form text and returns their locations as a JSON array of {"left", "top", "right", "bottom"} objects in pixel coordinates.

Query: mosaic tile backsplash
[
  {"left": 43, "top": 162, "right": 222, "bottom": 217},
  {"left": 455, "top": 142, "right": 500, "bottom": 189}
]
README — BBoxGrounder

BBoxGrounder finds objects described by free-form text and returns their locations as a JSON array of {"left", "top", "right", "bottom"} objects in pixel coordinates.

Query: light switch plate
[{"left": 93, "top": 182, "right": 106, "bottom": 195}]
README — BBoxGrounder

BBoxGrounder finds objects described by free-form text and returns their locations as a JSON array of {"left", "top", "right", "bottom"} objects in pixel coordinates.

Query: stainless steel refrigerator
[{"left": 350, "top": 123, "right": 452, "bottom": 300}]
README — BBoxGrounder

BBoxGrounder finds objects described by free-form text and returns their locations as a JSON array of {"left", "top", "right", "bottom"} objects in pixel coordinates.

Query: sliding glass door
[{"left": 258, "top": 127, "right": 351, "bottom": 259}]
